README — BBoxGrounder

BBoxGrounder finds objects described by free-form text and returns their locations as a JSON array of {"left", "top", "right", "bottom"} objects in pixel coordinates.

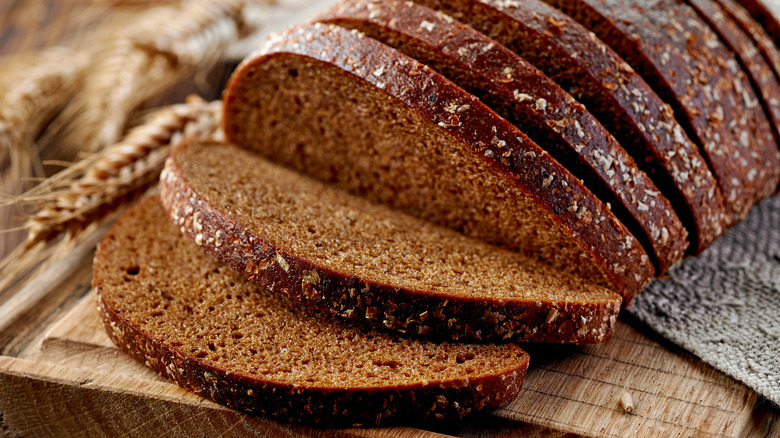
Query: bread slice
[
  {"left": 159, "top": 139, "right": 622, "bottom": 343},
  {"left": 222, "top": 24, "right": 653, "bottom": 303},
  {"left": 543, "top": 0, "right": 777, "bottom": 222},
  {"left": 637, "top": 0, "right": 780, "bottom": 208},
  {"left": 411, "top": 0, "right": 726, "bottom": 255},
  {"left": 315, "top": 0, "right": 687, "bottom": 275},
  {"left": 94, "top": 195, "right": 529, "bottom": 427},
  {"left": 684, "top": 0, "right": 780, "bottom": 154}
]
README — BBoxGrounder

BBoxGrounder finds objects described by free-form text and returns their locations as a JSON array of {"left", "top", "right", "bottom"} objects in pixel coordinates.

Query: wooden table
[{"left": 1, "top": 1, "right": 778, "bottom": 436}]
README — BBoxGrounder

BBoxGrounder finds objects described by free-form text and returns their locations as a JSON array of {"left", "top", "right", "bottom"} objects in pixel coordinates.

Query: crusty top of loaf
[{"left": 159, "top": 139, "right": 622, "bottom": 343}]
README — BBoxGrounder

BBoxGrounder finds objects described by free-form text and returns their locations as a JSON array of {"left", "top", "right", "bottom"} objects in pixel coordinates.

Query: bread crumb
[{"left": 620, "top": 391, "right": 634, "bottom": 413}]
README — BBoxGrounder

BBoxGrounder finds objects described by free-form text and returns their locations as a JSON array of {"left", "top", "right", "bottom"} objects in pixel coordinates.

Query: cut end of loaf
[{"left": 94, "top": 195, "right": 529, "bottom": 427}]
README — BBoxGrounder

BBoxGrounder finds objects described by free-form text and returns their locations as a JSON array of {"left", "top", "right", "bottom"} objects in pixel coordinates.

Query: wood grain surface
[{"left": 1, "top": 1, "right": 779, "bottom": 437}]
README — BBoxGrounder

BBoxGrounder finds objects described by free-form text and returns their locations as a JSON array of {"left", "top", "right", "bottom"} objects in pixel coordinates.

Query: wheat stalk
[
  {"left": 0, "top": 46, "right": 92, "bottom": 187},
  {"left": 0, "top": 96, "right": 223, "bottom": 292},
  {"left": 51, "top": 0, "right": 245, "bottom": 157},
  {"left": 0, "top": 46, "right": 94, "bottom": 257}
]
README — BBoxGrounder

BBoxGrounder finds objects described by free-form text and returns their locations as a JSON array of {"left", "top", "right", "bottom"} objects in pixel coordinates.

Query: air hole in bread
[
  {"left": 372, "top": 359, "right": 401, "bottom": 369},
  {"left": 456, "top": 352, "right": 476, "bottom": 363}
]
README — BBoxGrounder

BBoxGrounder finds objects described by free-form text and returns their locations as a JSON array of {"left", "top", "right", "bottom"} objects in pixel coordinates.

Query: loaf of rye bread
[
  {"left": 94, "top": 195, "right": 529, "bottom": 427},
  {"left": 635, "top": 0, "right": 780, "bottom": 208},
  {"left": 159, "top": 139, "right": 622, "bottom": 343},
  {"left": 222, "top": 23, "right": 654, "bottom": 303},
  {"left": 411, "top": 0, "right": 727, "bottom": 254},
  {"left": 315, "top": 0, "right": 687, "bottom": 275},
  {"left": 95, "top": 0, "right": 780, "bottom": 427}
]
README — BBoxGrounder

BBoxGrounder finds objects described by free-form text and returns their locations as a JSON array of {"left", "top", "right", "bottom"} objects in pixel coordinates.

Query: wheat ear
[
  {"left": 0, "top": 46, "right": 92, "bottom": 188},
  {"left": 0, "top": 46, "right": 93, "bottom": 256},
  {"left": 52, "top": 0, "right": 245, "bottom": 156},
  {"left": 0, "top": 96, "right": 222, "bottom": 293}
]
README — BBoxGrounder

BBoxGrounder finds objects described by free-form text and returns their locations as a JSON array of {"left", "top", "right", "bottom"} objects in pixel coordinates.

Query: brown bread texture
[
  {"left": 222, "top": 23, "right": 653, "bottom": 303},
  {"left": 315, "top": 0, "right": 687, "bottom": 275},
  {"left": 411, "top": 0, "right": 726, "bottom": 255},
  {"left": 159, "top": 140, "right": 623, "bottom": 344},
  {"left": 635, "top": 0, "right": 780, "bottom": 209},
  {"left": 94, "top": 195, "right": 529, "bottom": 427},
  {"left": 684, "top": 0, "right": 780, "bottom": 156}
]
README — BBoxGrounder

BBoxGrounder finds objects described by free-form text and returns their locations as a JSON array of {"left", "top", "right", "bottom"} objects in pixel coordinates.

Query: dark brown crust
[
  {"left": 738, "top": 0, "right": 780, "bottom": 46},
  {"left": 159, "top": 141, "right": 622, "bottom": 344},
  {"left": 223, "top": 24, "right": 653, "bottom": 302},
  {"left": 638, "top": 0, "right": 779, "bottom": 209},
  {"left": 542, "top": 0, "right": 760, "bottom": 224},
  {"left": 315, "top": 0, "right": 686, "bottom": 274},
  {"left": 94, "top": 196, "right": 529, "bottom": 428},
  {"left": 717, "top": 0, "right": 780, "bottom": 171},
  {"left": 718, "top": 0, "right": 780, "bottom": 79},
  {"left": 685, "top": 0, "right": 780, "bottom": 149},
  {"left": 412, "top": 0, "right": 726, "bottom": 255}
]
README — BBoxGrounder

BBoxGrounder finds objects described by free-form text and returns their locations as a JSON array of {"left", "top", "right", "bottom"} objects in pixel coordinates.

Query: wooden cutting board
[
  {"left": 0, "top": 1, "right": 778, "bottom": 436},
  {"left": 0, "top": 230, "right": 777, "bottom": 437}
]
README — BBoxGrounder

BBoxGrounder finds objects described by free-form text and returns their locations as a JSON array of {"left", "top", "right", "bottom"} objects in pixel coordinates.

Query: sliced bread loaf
[
  {"left": 94, "top": 195, "right": 529, "bottom": 427},
  {"left": 159, "top": 139, "right": 623, "bottom": 343},
  {"left": 315, "top": 0, "right": 687, "bottom": 274},
  {"left": 222, "top": 24, "right": 653, "bottom": 303},
  {"left": 411, "top": 0, "right": 726, "bottom": 254}
]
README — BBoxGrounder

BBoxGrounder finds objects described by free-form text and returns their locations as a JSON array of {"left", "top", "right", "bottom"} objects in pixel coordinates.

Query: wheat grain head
[{"left": 52, "top": 0, "right": 245, "bottom": 157}]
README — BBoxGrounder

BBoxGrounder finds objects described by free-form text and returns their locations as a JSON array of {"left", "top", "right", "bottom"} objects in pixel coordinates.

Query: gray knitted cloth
[{"left": 628, "top": 195, "right": 780, "bottom": 405}]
